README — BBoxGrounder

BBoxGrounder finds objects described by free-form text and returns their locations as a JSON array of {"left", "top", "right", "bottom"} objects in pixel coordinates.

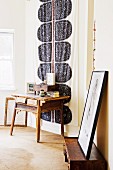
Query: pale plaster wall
[
  {"left": 94, "top": 0, "right": 113, "bottom": 169},
  {"left": 25, "top": 0, "right": 36, "bottom": 85},
  {"left": 0, "top": 0, "right": 26, "bottom": 124},
  {"left": 78, "top": 0, "right": 89, "bottom": 125}
]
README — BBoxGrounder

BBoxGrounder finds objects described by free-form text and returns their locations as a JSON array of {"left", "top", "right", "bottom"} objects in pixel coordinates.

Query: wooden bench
[{"left": 63, "top": 137, "right": 107, "bottom": 170}]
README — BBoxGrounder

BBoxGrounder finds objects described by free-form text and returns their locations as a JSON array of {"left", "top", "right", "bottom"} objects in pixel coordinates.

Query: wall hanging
[{"left": 36, "top": 0, "right": 79, "bottom": 128}]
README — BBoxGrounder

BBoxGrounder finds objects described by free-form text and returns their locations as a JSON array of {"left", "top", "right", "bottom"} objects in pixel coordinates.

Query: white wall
[
  {"left": 0, "top": 0, "right": 26, "bottom": 124},
  {"left": 94, "top": 0, "right": 113, "bottom": 169},
  {"left": 78, "top": 0, "right": 89, "bottom": 124},
  {"left": 25, "top": 0, "right": 36, "bottom": 85},
  {"left": 25, "top": 0, "right": 38, "bottom": 129}
]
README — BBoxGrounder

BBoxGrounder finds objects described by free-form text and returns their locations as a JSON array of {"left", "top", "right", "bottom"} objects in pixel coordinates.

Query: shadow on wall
[{"left": 97, "top": 78, "right": 109, "bottom": 169}]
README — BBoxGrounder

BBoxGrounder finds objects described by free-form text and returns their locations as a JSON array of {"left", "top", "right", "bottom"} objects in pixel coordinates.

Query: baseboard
[{"left": 41, "top": 120, "right": 79, "bottom": 137}]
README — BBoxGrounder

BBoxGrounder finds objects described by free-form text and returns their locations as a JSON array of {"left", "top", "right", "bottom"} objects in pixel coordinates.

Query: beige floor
[{"left": 0, "top": 126, "right": 68, "bottom": 170}]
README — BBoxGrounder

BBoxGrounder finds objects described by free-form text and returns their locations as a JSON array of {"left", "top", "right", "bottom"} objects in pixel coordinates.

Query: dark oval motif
[
  {"left": 41, "top": 111, "right": 51, "bottom": 122},
  {"left": 38, "top": 2, "right": 52, "bottom": 22},
  {"left": 55, "top": 105, "right": 72, "bottom": 124},
  {"left": 37, "top": 22, "right": 52, "bottom": 42},
  {"left": 39, "top": 0, "right": 51, "bottom": 2},
  {"left": 55, "top": 0, "right": 72, "bottom": 20},
  {"left": 58, "top": 84, "right": 71, "bottom": 103},
  {"left": 55, "top": 42, "right": 71, "bottom": 62},
  {"left": 38, "top": 43, "right": 52, "bottom": 62},
  {"left": 55, "top": 63, "right": 72, "bottom": 83},
  {"left": 38, "top": 63, "right": 51, "bottom": 81},
  {"left": 55, "top": 20, "right": 72, "bottom": 41},
  {"left": 38, "top": 0, "right": 72, "bottom": 22}
]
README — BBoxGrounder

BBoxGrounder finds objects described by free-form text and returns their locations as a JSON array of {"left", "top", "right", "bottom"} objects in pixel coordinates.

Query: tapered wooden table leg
[
  {"left": 4, "top": 97, "right": 9, "bottom": 126},
  {"left": 10, "top": 104, "right": 17, "bottom": 135},
  {"left": 25, "top": 98, "right": 28, "bottom": 127},
  {"left": 36, "top": 101, "right": 41, "bottom": 142},
  {"left": 4, "top": 97, "right": 15, "bottom": 126},
  {"left": 60, "top": 102, "right": 64, "bottom": 137}
]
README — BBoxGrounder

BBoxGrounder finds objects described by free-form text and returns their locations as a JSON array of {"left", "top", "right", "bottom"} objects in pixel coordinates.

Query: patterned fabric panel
[
  {"left": 37, "top": 0, "right": 72, "bottom": 124},
  {"left": 55, "top": 105, "right": 72, "bottom": 124}
]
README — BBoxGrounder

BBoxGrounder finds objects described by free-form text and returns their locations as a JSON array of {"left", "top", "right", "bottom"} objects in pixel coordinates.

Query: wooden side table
[
  {"left": 10, "top": 94, "right": 70, "bottom": 142},
  {"left": 63, "top": 137, "right": 107, "bottom": 170}
]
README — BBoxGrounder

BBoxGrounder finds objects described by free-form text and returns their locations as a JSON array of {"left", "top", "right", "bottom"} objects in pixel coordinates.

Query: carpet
[{"left": 0, "top": 127, "right": 67, "bottom": 170}]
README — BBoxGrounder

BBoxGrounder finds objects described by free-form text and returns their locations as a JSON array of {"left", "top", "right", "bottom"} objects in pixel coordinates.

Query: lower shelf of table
[{"left": 63, "top": 137, "right": 107, "bottom": 170}]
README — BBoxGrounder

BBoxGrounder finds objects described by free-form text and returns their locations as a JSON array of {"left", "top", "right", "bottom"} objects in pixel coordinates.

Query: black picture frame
[{"left": 78, "top": 71, "right": 108, "bottom": 159}]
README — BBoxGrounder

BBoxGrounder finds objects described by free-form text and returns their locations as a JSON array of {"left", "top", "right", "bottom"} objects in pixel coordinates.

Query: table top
[{"left": 12, "top": 93, "right": 70, "bottom": 101}]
